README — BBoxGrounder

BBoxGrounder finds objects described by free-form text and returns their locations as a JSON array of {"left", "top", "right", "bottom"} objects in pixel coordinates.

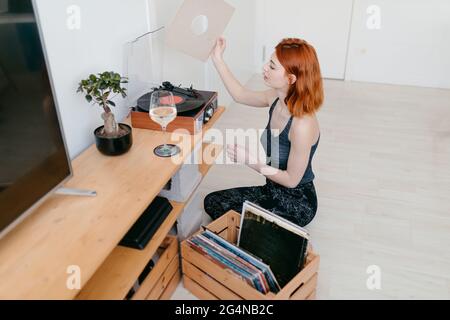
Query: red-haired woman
[{"left": 204, "top": 37, "right": 323, "bottom": 227}]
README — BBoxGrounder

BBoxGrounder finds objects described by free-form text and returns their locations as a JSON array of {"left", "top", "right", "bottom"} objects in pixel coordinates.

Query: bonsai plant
[{"left": 77, "top": 71, "right": 133, "bottom": 155}]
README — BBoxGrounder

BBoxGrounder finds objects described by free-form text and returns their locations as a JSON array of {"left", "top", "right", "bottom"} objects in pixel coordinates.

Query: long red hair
[{"left": 275, "top": 38, "right": 324, "bottom": 117}]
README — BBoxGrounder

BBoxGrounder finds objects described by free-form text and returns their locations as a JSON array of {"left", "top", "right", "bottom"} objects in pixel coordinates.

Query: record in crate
[
  {"left": 237, "top": 201, "right": 310, "bottom": 288},
  {"left": 130, "top": 81, "right": 218, "bottom": 135}
]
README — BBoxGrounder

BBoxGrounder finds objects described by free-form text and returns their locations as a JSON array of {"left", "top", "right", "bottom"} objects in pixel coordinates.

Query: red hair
[{"left": 275, "top": 38, "right": 324, "bottom": 117}]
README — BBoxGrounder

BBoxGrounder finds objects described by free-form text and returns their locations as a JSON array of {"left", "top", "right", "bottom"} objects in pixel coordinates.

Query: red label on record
[{"left": 159, "top": 95, "right": 185, "bottom": 105}]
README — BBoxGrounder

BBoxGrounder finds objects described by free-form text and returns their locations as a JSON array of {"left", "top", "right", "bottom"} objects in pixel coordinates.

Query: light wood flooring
[{"left": 171, "top": 76, "right": 450, "bottom": 300}]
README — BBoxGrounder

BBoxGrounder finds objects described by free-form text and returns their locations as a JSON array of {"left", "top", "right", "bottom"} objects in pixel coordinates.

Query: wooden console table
[{"left": 0, "top": 107, "right": 225, "bottom": 299}]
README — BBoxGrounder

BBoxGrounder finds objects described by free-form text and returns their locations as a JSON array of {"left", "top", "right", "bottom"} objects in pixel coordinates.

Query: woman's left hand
[{"left": 226, "top": 144, "right": 258, "bottom": 166}]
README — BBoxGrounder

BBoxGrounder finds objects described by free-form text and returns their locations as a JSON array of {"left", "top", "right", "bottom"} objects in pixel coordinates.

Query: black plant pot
[{"left": 94, "top": 123, "right": 133, "bottom": 156}]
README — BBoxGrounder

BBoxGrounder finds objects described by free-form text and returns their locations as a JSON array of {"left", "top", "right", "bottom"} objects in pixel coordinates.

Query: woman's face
[{"left": 262, "top": 52, "right": 291, "bottom": 90}]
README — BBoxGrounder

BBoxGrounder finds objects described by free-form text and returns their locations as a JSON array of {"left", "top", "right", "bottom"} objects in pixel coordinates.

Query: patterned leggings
[{"left": 203, "top": 179, "right": 318, "bottom": 227}]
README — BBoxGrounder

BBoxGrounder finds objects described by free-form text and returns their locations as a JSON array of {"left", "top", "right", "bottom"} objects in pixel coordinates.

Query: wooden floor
[{"left": 171, "top": 76, "right": 450, "bottom": 300}]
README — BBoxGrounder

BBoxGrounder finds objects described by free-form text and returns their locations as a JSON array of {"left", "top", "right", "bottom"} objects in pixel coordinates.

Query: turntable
[{"left": 130, "top": 81, "right": 218, "bottom": 134}]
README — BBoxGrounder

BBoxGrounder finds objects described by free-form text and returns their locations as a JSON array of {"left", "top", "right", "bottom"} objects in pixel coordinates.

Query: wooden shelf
[
  {"left": 76, "top": 203, "right": 183, "bottom": 300},
  {"left": 0, "top": 105, "right": 226, "bottom": 299},
  {"left": 76, "top": 144, "right": 223, "bottom": 299},
  {"left": 158, "top": 268, "right": 181, "bottom": 300}
]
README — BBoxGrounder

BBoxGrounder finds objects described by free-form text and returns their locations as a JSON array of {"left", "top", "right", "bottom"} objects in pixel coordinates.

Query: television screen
[{"left": 0, "top": 0, "right": 71, "bottom": 235}]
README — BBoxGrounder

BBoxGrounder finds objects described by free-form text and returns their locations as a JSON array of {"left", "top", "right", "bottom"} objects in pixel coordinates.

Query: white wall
[
  {"left": 345, "top": 0, "right": 450, "bottom": 89},
  {"left": 35, "top": 0, "right": 150, "bottom": 159},
  {"left": 252, "top": 0, "right": 450, "bottom": 89},
  {"left": 256, "top": 0, "right": 354, "bottom": 80},
  {"left": 35, "top": 0, "right": 252, "bottom": 159}
]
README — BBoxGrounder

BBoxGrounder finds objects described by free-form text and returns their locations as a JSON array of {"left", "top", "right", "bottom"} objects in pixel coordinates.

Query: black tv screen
[{"left": 0, "top": 0, "right": 71, "bottom": 235}]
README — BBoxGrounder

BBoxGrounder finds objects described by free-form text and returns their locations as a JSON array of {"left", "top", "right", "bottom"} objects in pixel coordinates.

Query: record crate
[{"left": 180, "top": 210, "right": 320, "bottom": 300}]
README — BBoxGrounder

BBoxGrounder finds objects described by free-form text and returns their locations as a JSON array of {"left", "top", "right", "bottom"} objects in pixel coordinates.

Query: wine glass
[{"left": 149, "top": 90, "right": 181, "bottom": 157}]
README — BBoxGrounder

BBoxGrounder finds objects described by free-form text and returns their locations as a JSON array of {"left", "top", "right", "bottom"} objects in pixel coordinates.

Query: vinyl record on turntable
[
  {"left": 136, "top": 82, "right": 206, "bottom": 114},
  {"left": 136, "top": 91, "right": 204, "bottom": 114}
]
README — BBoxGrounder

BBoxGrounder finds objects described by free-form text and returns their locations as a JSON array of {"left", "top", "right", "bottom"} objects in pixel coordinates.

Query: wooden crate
[{"left": 180, "top": 210, "right": 319, "bottom": 300}]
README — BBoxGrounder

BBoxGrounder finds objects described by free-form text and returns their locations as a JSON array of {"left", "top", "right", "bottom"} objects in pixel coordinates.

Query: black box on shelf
[{"left": 119, "top": 196, "right": 173, "bottom": 250}]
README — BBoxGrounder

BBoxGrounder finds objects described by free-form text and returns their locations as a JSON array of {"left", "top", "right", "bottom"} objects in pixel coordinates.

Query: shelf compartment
[
  {"left": 131, "top": 235, "right": 179, "bottom": 300},
  {"left": 76, "top": 204, "right": 183, "bottom": 300}
]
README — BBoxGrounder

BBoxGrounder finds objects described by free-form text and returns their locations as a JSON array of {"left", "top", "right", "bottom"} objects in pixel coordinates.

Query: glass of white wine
[{"left": 149, "top": 90, "right": 181, "bottom": 157}]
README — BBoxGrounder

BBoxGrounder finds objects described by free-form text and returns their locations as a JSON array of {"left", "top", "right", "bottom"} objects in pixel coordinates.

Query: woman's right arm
[{"left": 211, "top": 37, "right": 274, "bottom": 108}]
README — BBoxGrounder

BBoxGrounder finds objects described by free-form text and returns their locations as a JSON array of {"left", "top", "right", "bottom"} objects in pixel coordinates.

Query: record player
[{"left": 130, "top": 81, "right": 218, "bottom": 134}]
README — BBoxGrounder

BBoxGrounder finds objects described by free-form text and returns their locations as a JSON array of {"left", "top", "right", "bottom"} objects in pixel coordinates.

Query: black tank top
[{"left": 260, "top": 98, "right": 320, "bottom": 186}]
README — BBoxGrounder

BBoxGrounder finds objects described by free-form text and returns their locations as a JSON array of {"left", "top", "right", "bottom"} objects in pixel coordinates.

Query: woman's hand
[
  {"left": 211, "top": 37, "right": 226, "bottom": 63},
  {"left": 226, "top": 143, "right": 258, "bottom": 166}
]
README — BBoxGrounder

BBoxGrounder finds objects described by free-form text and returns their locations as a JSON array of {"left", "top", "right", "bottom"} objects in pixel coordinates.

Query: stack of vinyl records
[
  {"left": 238, "top": 201, "right": 310, "bottom": 288},
  {"left": 186, "top": 230, "right": 281, "bottom": 294}
]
